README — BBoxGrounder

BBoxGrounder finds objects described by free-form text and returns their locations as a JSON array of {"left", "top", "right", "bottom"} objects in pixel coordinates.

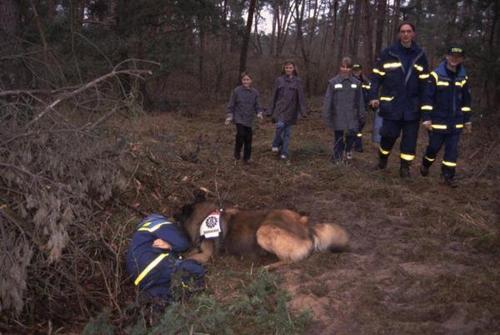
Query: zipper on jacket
[{"left": 405, "top": 50, "right": 424, "bottom": 86}]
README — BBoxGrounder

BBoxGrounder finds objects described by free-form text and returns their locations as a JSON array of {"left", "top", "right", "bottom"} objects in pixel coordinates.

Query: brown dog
[{"left": 175, "top": 196, "right": 349, "bottom": 266}]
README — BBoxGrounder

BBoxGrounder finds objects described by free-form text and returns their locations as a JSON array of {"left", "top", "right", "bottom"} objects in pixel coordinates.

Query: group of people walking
[
  {"left": 126, "top": 21, "right": 474, "bottom": 311},
  {"left": 225, "top": 21, "right": 472, "bottom": 188}
]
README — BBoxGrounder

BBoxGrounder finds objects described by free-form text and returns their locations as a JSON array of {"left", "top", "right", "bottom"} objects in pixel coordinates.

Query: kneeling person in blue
[
  {"left": 420, "top": 46, "right": 472, "bottom": 187},
  {"left": 126, "top": 214, "right": 205, "bottom": 304}
]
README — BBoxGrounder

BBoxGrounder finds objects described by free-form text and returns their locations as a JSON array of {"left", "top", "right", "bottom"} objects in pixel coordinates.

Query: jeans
[
  {"left": 272, "top": 121, "right": 292, "bottom": 157},
  {"left": 372, "top": 109, "right": 383, "bottom": 144}
]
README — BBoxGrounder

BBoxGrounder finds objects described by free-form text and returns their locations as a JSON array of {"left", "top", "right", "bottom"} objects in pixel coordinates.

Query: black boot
[
  {"left": 443, "top": 175, "right": 458, "bottom": 188},
  {"left": 441, "top": 165, "right": 457, "bottom": 188},
  {"left": 420, "top": 156, "right": 434, "bottom": 177},
  {"left": 400, "top": 160, "right": 411, "bottom": 178},
  {"left": 377, "top": 153, "right": 388, "bottom": 170},
  {"left": 420, "top": 165, "right": 429, "bottom": 177}
]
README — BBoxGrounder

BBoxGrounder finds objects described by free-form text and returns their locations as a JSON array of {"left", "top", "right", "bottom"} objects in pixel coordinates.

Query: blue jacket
[
  {"left": 369, "top": 41, "right": 429, "bottom": 121},
  {"left": 421, "top": 61, "right": 472, "bottom": 133},
  {"left": 126, "top": 214, "right": 203, "bottom": 300}
]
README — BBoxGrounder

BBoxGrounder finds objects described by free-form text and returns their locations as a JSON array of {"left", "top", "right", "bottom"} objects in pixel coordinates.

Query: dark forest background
[{"left": 2, "top": 0, "right": 500, "bottom": 106}]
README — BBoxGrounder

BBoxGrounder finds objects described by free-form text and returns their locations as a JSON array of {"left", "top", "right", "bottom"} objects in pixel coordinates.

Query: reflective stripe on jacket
[
  {"left": 421, "top": 61, "right": 472, "bottom": 132},
  {"left": 126, "top": 214, "right": 190, "bottom": 287},
  {"left": 323, "top": 75, "right": 365, "bottom": 131},
  {"left": 369, "top": 42, "right": 429, "bottom": 121}
]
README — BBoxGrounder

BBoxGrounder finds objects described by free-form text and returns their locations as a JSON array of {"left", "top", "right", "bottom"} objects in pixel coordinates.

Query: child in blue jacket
[
  {"left": 419, "top": 46, "right": 472, "bottom": 187},
  {"left": 126, "top": 214, "right": 205, "bottom": 304}
]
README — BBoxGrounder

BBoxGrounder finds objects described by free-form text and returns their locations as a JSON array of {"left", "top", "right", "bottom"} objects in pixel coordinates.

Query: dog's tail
[{"left": 312, "top": 223, "right": 349, "bottom": 252}]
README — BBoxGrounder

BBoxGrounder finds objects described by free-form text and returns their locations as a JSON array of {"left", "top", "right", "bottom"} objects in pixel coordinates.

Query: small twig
[{"left": 262, "top": 261, "right": 289, "bottom": 271}]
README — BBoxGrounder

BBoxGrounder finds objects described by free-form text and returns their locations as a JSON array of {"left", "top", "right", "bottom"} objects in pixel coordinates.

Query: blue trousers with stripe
[
  {"left": 422, "top": 130, "right": 460, "bottom": 177},
  {"left": 379, "top": 119, "right": 419, "bottom": 161},
  {"left": 129, "top": 257, "right": 205, "bottom": 302}
]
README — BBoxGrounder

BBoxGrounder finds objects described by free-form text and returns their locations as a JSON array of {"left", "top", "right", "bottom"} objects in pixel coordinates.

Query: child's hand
[
  {"left": 422, "top": 121, "right": 432, "bottom": 131},
  {"left": 224, "top": 117, "right": 232, "bottom": 125},
  {"left": 153, "top": 238, "right": 172, "bottom": 250}
]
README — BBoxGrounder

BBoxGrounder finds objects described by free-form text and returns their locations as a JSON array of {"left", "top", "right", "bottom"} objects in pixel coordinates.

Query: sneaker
[
  {"left": 420, "top": 165, "right": 429, "bottom": 177},
  {"left": 330, "top": 157, "right": 342, "bottom": 165},
  {"left": 280, "top": 154, "right": 287, "bottom": 160},
  {"left": 346, "top": 151, "right": 353, "bottom": 160},
  {"left": 271, "top": 147, "right": 279, "bottom": 153}
]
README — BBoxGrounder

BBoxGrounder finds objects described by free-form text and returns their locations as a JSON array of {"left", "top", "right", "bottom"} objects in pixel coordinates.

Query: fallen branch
[{"left": 24, "top": 67, "right": 153, "bottom": 129}]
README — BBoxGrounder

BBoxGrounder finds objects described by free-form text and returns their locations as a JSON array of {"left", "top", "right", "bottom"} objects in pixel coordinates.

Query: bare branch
[{"left": 24, "top": 67, "right": 153, "bottom": 129}]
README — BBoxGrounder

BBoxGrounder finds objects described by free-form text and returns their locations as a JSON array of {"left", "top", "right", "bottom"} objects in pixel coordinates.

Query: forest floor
[{"left": 116, "top": 101, "right": 500, "bottom": 334}]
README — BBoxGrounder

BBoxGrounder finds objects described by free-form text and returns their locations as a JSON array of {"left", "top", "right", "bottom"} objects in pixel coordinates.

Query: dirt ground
[{"left": 120, "top": 102, "right": 500, "bottom": 334}]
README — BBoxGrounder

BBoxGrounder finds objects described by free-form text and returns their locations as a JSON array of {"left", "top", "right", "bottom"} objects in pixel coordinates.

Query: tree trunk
[
  {"left": 349, "top": 0, "right": 362, "bottom": 59},
  {"left": 70, "top": 0, "right": 85, "bottom": 32},
  {"left": 0, "top": 0, "right": 20, "bottom": 35},
  {"left": 0, "top": 0, "right": 25, "bottom": 90},
  {"left": 336, "top": 0, "right": 351, "bottom": 66},
  {"left": 295, "top": 0, "right": 311, "bottom": 95},
  {"left": 238, "top": 0, "right": 257, "bottom": 76},
  {"left": 375, "top": 0, "right": 387, "bottom": 57},
  {"left": 270, "top": 5, "right": 277, "bottom": 56},
  {"left": 490, "top": 0, "right": 500, "bottom": 108},
  {"left": 199, "top": 25, "right": 205, "bottom": 90},
  {"left": 392, "top": 0, "right": 401, "bottom": 41},
  {"left": 329, "top": 0, "right": 339, "bottom": 63},
  {"left": 253, "top": 4, "right": 263, "bottom": 55},
  {"left": 415, "top": 0, "right": 422, "bottom": 27},
  {"left": 46, "top": 0, "right": 56, "bottom": 23},
  {"left": 362, "top": 0, "right": 374, "bottom": 67}
]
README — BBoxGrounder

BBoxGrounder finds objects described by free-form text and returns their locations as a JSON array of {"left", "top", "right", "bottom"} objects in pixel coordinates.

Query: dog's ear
[
  {"left": 193, "top": 188, "right": 208, "bottom": 203},
  {"left": 173, "top": 203, "right": 194, "bottom": 224}
]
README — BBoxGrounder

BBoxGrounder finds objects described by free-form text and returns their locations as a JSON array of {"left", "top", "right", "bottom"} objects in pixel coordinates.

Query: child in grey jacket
[
  {"left": 269, "top": 61, "right": 307, "bottom": 160},
  {"left": 225, "top": 72, "right": 263, "bottom": 163},
  {"left": 324, "top": 57, "right": 366, "bottom": 162}
]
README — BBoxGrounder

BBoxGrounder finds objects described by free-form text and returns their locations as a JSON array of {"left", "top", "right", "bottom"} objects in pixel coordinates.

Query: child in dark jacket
[
  {"left": 324, "top": 57, "right": 366, "bottom": 163},
  {"left": 269, "top": 61, "right": 307, "bottom": 160},
  {"left": 225, "top": 72, "right": 263, "bottom": 163},
  {"left": 126, "top": 214, "right": 205, "bottom": 305},
  {"left": 419, "top": 46, "right": 472, "bottom": 187}
]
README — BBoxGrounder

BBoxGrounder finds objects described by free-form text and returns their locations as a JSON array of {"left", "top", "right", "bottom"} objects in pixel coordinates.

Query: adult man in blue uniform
[
  {"left": 420, "top": 46, "right": 472, "bottom": 187},
  {"left": 369, "top": 22, "right": 430, "bottom": 177},
  {"left": 126, "top": 213, "right": 205, "bottom": 306}
]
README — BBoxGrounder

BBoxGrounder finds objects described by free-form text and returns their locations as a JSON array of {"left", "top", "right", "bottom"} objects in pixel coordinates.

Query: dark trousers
[
  {"left": 333, "top": 129, "right": 356, "bottom": 161},
  {"left": 354, "top": 121, "right": 365, "bottom": 151},
  {"left": 235, "top": 123, "right": 253, "bottom": 161},
  {"left": 379, "top": 119, "right": 419, "bottom": 163},
  {"left": 129, "top": 258, "right": 205, "bottom": 303},
  {"left": 422, "top": 131, "right": 460, "bottom": 178}
]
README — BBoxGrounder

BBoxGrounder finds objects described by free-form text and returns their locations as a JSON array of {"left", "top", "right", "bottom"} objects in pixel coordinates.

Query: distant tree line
[{"left": 1, "top": 0, "right": 499, "bottom": 109}]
